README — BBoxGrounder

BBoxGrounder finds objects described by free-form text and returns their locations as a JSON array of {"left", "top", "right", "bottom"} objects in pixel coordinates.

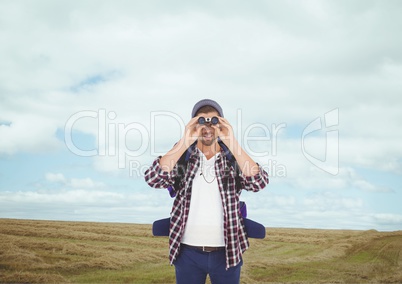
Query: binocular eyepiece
[{"left": 198, "top": 116, "right": 219, "bottom": 125}]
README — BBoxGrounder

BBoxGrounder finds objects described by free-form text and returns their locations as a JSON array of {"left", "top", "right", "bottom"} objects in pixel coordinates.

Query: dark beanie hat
[{"left": 191, "top": 99, "right": 224, "bottom": 118}]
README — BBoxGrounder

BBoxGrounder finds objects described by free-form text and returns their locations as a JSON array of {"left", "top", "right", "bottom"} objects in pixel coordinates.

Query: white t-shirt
[{"left": 181, "top": 152, "right": 225, "bottom": 246}]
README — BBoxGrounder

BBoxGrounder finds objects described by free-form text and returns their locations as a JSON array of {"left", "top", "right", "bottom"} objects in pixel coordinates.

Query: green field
[{"left": 1, "top": 219, "right": 401, "bottom": 283}]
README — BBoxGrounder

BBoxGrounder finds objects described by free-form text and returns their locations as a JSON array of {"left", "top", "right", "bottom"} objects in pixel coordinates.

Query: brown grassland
[{"left": 0, "top": 218, "right": 401, "bottom": 283}]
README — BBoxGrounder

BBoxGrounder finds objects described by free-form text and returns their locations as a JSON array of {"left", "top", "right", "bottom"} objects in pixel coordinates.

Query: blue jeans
[{"left": 174, "top": 245, "right": 242, "bottom": 284}]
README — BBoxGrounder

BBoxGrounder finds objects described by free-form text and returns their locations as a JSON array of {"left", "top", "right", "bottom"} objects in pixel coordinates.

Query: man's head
[{"left": 191, "top": 99, "right": 223, "bottom": 147}]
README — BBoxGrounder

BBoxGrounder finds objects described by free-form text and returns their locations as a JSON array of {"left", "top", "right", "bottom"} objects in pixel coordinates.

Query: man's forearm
[
  {"left": 159, "top": 137, "right": 188, "bottom": 172},
  {"left": 230, "top": 140, "right": 260, "bottom": 177}
]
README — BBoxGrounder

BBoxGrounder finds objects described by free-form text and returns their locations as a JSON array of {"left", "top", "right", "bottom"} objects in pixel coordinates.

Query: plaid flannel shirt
[{"left": 144, "top": 147, "right": 269, "bottom": 269}]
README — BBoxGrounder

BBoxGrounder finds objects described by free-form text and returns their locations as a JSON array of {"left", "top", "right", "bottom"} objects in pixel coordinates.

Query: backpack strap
[
  {"left": 167, "top": 140, "right": 242, "bottom": 196},
  {"left": 167, "top": 141, "right": 197, "bottom": 198},
  {"left": 218, "top": 139, "right": 242, "bottom": 192}
]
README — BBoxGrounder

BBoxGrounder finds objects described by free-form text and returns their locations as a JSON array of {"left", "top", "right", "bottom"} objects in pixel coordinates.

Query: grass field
[{"left": 1, "top": 219, "right": 401, "bottom": 283}]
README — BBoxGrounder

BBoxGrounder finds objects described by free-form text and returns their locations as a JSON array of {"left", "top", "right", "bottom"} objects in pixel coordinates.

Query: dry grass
[{"left": 0, "top": 219, "right": 401, "bottom": 283}]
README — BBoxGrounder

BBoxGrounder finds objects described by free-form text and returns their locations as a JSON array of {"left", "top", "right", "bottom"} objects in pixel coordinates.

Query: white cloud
[
  {"left": 69, "top": 178, "right": 105, "bottom": 189},
  {"left": 373, "top": 213, "right": 402, "bottom": 226},
  {"left": 353, "top": 180, "right": 392, "bottom": 193},
  {"left": 45, "top": 173, "right": 66, "bottom": 184},
  {"left": 0, "top": 187, "right": 172, "bottom": 223},
  {"left": 0, "top": 112, "right": 61, "bottom": 155},
  {"left": 302, "top": 192, "right": 364, "bottom": 211},
  {"left": 44, "top": 173, "right": 105, "bottom": 189},
  {"left": 1, "top": 0, "right": 401, "bottom": 160}
]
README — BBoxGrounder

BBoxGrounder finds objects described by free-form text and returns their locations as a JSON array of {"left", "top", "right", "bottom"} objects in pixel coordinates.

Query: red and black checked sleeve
[{"left": 144, "top": 156, "right": 177, "bottom": 189}]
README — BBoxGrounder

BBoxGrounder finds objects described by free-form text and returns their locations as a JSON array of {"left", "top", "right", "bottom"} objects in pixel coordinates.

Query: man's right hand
[
  {"left": 183, "top": 116, "right": 203, "bottom": 147},
  {"left": 159, "top": 116, "right": 202, "bottom": 172}
]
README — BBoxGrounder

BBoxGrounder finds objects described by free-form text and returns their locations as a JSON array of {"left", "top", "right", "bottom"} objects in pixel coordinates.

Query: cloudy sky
[{"left": 1, "top": 0, "right": 401, "bottom": 231}]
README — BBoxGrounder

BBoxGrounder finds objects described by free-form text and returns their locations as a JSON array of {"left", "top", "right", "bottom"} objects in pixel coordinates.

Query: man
[{"left": 145, "top": 99, "right": 269, "bottom": 284}]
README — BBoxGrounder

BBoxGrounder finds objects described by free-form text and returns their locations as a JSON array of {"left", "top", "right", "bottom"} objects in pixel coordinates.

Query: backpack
[{"left": 152, "top": 140, "right": 266, "bottom": 239}]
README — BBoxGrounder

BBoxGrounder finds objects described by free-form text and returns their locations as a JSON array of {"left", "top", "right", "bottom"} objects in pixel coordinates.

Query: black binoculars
[{"left": 198, "top": 116, "right": 219, "bottom": 125}]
